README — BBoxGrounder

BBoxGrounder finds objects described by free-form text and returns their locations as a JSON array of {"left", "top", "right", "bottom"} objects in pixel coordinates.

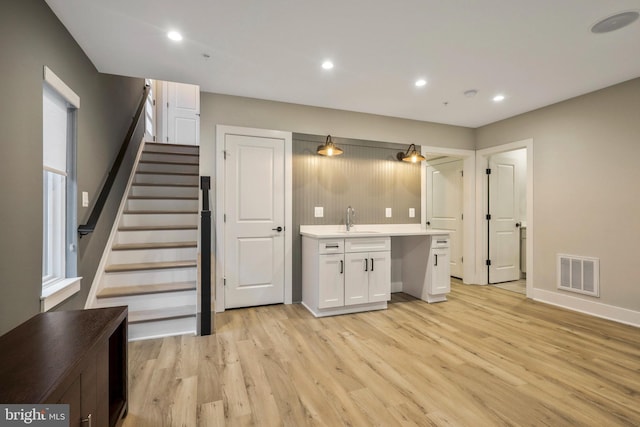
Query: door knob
[
  {"left": 426, "top": 221, "right": 431, "bottom": 226},
  {"left": 272, "top": 226, "right": 283, "bottom": 232},
  {"left": 515, "top": 222, "right": 521, "bottom": 228}
]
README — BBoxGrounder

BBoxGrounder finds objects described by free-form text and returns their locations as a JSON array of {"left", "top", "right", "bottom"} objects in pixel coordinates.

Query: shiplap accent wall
[{"left": 292, "top": 133, "right": 421, "bottom": 301}]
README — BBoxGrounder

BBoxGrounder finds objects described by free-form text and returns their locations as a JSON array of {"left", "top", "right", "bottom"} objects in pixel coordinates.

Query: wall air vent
[{"left": 557, "top": 254, "right": 599, "bottom": 297}]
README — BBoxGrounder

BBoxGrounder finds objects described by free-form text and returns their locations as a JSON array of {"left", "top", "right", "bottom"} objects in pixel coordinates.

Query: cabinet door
[
  {"left": 368, "top": 251, "right": 391, "bottom": 303},
  {"left": 431, "top": 248, "right": 451, "bottom": 294},
  {"left": 345, "top": 253, "right": 369, "bottom": 306},
  {"left": 318, "top": 254, "right": 344, "bottom": 308}
]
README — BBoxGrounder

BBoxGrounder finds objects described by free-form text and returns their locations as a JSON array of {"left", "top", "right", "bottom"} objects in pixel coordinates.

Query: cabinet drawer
[
  {"left": 432, "top": 236, "right": 450, "bottom": 248},
  {"left": 319, "top": 239, "right": 344, "bottom": 254},
  {"left": 345, "top": 237, "right": 391, "bottom": 253}
]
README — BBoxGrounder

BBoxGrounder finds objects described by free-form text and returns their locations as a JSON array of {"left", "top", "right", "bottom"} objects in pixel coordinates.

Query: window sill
[{"left": 41, "top": 277, "right": 82, "bottom": 312}]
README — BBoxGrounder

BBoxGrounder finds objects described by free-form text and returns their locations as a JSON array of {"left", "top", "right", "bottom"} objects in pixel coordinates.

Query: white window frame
[{"left": 41, "top": 66, "right": 81, "bottom": 312}]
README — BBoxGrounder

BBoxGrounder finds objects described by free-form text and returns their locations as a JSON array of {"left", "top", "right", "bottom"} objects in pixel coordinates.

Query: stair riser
[
  {"left": 108, "top": 247, "right": 197, "bottom": 264},
  {"left": 129, "top": 185, "right": 198, "bottom": 198},
  {"left": 94, "top": 290, "right": 196, "bottom": 312},
  {"left": 128, "top": 317, "right": 197, "bottom": 341},
  {"left": 127, "top": 198, "right": 199, "bottom": 211},
  {"left": 144, "top": 144, "right": 199, "bottom": 155},
  {"left": 116, "top": 229, "right": 198, "bottom": 244},
  {"left": 141, "top": 153, "right": 199, "bottom": 164},
  {"left": 102, "top": 266, "right": 197, "bottom": 286},
  {"left": 134, "top": 173, "right": 198, "bottom": 186},
  {"left": 120, "top": 213, "right": 198, "bottom": 227},
  {"left": 137, "top": 162, "right": 198, "bottom": 174}
]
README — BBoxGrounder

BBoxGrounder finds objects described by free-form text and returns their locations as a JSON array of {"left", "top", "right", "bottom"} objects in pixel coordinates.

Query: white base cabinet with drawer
[{"left": 302, "top": 236, "right": 391, "bottom": 317}]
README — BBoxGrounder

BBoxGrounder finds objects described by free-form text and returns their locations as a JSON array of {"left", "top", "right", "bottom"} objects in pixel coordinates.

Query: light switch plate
[
  {"left": 314, "top": 206, "right": 324, "bottom": 218},
  {"left": 385, "top": 208, "right": 392, "bottom": 218},
  {"left": 82, "top": 191, "right": 89, "bottom": 208},
  {"left": 409, "top": 208, "right": 415, "bottom": 218}
]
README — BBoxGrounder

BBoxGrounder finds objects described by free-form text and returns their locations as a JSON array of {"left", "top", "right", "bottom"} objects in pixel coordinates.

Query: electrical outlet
[
  {"left": 314, "top": 206, "right": 324, "bottom": 218},
  {"left": 409, "top": 208, "right": 415, "bottom": 218},
  {"left": 385, "top": 208, "right": 392, "bottom": 218},
  {"left": 82, "top": 192, "right": 89, "bottom": 207}
]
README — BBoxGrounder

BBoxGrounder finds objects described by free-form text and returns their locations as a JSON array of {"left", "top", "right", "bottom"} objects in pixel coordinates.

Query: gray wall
[
  {"left": 200, "top": 92, "right": 473, "bottom": 302},
  {"left": 0, "top": 0, "right": 144, "bottom": 334},
  {"left": 476, "top": 77, "right": 640, "bottom": 311},
  {"left": 292, "top": 133, "right": 421, "bottom": 301}
]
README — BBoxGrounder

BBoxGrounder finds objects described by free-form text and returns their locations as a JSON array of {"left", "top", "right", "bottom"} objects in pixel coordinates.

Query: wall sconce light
[
  {"left": 317, "top": 135, "right": 343, "bottom": 156},
  {"left": 396, "top": 144, "right": 426, "bottom": 163}
]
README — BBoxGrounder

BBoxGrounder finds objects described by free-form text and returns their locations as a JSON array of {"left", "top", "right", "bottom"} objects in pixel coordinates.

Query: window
[{"left": 41, "top": 67, "right": 81, "bottom": 311}]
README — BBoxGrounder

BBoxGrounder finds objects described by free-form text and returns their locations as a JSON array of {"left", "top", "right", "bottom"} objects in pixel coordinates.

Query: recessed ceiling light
[
  {"left": 493, "top": 94, "right": 505, "bottom": 102},
  {"left": 591, "top": 11, "right": 639, "bottom": 34},
  {"left": 322, "top": 60, "right": 334, "bottom": 70},
  {"left": 167, "top": 31, "right": 183, "bottom": 41},
  {"left": 415, "top": 79, "right": 427, "bottom": 87}
]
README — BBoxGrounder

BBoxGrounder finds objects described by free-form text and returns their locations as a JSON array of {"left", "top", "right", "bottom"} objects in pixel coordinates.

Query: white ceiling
[{"left": 45, "top": 0, "right": 640, "bottom": 128}]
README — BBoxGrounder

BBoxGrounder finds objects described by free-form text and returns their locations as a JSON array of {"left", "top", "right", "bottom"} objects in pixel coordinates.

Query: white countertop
[{"left": 300, "top": 224, "right": 450, "bottom": 238}]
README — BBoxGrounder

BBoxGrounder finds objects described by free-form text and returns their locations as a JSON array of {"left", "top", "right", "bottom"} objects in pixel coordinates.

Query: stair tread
[
  {"left": 122, "top": 211, "right": 198, "bottom": 217},
  {"left": 112, "top": 241, "right": 197, "bottom": 250},
  {"left": 135, "top": 171, "right": 198, "bottom": 176},
  {"left": 118, "top": 225, "right": 197, "bottom": 231},
  {"left": 127, "top": 195, "right": 198, "bottom": 200},
  {"left": 129, "top": 305, "right": 196, "bottom": 324},
  {"left": 105, "top": 260, "right": 197, "bottom": 272},
  {"left": 139, "top": 160, "right": 198, "bottom": 166},
  {"left": 97, "top": 281, "right": 197, "bottom": 298},
  {"left": 145, "top": 142, "right": 200, "bottom": 150},
  {"left": 143, "top": 150, "right": 199, "bottom": 157},
  {"left": 131, "top": 183, "right": 198, "bottom": 188}
]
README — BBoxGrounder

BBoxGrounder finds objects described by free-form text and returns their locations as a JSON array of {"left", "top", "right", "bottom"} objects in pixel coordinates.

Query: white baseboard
[
  {"left": 391, "top": 281, "right": 403, "bottom": 293},
  {"left": 532, "top": 288, "right": 639, "bottom": 327}
]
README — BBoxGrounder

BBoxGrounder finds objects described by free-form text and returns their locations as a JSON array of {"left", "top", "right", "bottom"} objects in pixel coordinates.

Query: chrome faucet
[{"left": 346, "top": 206, "right": 355, "bottom": 231}]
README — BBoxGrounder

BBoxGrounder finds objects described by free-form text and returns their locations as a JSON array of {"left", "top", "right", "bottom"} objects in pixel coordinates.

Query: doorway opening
[
  {"left": 476, "top": 139, "right": 533, "bottom": 297},
  {"left": 421, "top": 145, "right": 476, "bottom": 284}
]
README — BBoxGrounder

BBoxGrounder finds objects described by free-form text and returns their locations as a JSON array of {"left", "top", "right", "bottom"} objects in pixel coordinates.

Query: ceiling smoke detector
[
  {"left": 464, "top": 89, "right": 478, "bottom": 98},
  {"left": 591, "top": 11, "right": 639, "bottom": 33}
]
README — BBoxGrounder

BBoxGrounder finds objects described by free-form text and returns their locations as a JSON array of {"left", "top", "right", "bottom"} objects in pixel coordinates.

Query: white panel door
[
  {"left": 344, "top": 253, "right": 369, "bottom": 306},
  {"left": 426, "top": 159, "right": 463, "bottom": 278},
  {"left": 318, "top": 254, "right": 344, "bottom": 309},
  {"left": 224, "top": 134, "right": 285, "bottom": 308},
  {"left": 368, "top": 251, "right": 391, "bottom": 303},
  {"left": 489, "top": 154, "right": 520, "bottom": 283},
  {"left": 167, "top": 82, "right": 200, "bottom": 145}
]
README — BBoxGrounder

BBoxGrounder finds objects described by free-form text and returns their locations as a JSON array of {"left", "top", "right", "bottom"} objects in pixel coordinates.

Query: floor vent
[{"left": 557, "top": 254, "right": 599, "bottom": 297}]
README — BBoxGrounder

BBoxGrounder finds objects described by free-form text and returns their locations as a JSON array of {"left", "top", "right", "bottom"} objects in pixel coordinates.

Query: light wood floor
[{"left": 123, "top": 283, "right": 640, "bottom": 426}]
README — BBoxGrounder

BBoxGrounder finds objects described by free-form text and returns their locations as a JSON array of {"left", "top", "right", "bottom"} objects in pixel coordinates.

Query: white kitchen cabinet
[
  {"left": 302, "top": 235, "right": 390, "bottom": 317},
  {"left": 318, "top": 253, "right": 344, "bottom": 309},
  {"left": 426, "top": 236, "right": 450, "bottom": 302},
  {"left": 344, "top": 251, "right": 391, "bottom": 305}
]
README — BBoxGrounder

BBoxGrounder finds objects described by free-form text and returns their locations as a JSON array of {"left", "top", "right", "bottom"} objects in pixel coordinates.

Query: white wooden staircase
[{"left": 88, "top": 142, "right": 200, "bottom": 341}]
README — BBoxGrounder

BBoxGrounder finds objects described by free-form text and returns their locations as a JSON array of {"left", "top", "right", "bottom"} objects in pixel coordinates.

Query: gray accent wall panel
[{"left": 292, "top": 133, "right": 421, "bottom": 301}]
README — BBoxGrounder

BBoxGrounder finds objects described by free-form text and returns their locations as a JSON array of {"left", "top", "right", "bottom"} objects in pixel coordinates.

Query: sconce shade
[
  {"left": 317, "top": 135, "right": 343, "bottom": 156},
  {"left": 397, "top": 144, "right": 426, "bottom": 163}
]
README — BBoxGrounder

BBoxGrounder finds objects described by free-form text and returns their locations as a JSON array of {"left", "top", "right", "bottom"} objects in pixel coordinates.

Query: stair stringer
[{"left": 85, "top": 137, "right": 148, "bottom": 310}]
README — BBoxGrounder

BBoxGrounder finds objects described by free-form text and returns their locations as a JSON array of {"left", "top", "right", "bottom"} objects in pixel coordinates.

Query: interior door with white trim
[
  {"left": 488, "top": 153, "right": 520, "bottom": 283},
  {"left": 426, "top": 158, "right": 463, "bottom": 278},
  {"left": 224, "top": 133, "right": 285, "bottom": 308},
  {"left": 166, "top": 81, "right": 200, "bottom": 145}
]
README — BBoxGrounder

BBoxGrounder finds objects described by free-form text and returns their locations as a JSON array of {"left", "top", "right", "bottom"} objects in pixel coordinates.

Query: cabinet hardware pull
[
  {"left": 364, "top": 259, "right": 368, "bottom": 271},
  {"left": 326, "top": 244, "right": 339, "bottom": 248},
  {"left": 340, "top": 260, "right": 343, "bottom": 274},
  {"left": 371, "top": 258, "right": 374, "bottom": 271},
  {"left": 81, "top": 414, "right": 92, "bottom": 427},
  {"left": 435, "top": 254, "right": 438, "bottom": 266},
  {"left": 437, "top": 240, "right": 447, "bottom": 244}
]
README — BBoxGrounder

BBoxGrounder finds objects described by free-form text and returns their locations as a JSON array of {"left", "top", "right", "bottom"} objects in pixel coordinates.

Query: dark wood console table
[{"left": 0, "top": 307, "right": 128, "bottom": 427}]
